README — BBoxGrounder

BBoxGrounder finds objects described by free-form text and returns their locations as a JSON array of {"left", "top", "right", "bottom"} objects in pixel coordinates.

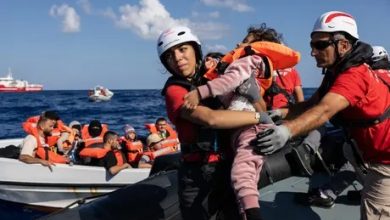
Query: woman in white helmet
[
  {"left": 254, "top": 11, "right": 390, "bottom": 220},
  {"left": 157, "top": 26, "right": 272, "bottom": 220}
]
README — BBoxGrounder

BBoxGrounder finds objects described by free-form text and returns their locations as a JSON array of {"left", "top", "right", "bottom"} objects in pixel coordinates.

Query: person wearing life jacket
[
  {"left": 81, "top": 119, "right": 108, "bottom": 148},
  {"left": 183, "top": 23, "right": 302, "bottom": 219},
  {"left": 120, "top": 124, "right": 143, "bottom": 167},
  {"left": 100, "top": 131, "right": 131, "bottom": 175},
  {"left": 22, "top": 111, "right": 72, "bottom": 149},
  {"left": 200, "top": 25, "right": 300, "bottom": 113},
  {"left": 54, "top": 120, "right": 83, "bottom": 155},
  {"left": 145, "top": 117, "right": 180, "bottom": 152},
  {"left": 254, "top": 11, "right": 390, "bottom": 219},
  {"left": 157, "top": 26, "right": 281, "bottom": 220},
  {"left": 19, "top": 111, "right": 69, "bottom": 170},
  {"left": 79, "top": 120, "right": 109, "bottom": 164}
]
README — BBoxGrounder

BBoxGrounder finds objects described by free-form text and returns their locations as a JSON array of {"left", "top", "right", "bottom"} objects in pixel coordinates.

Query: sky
[{"left": 1, "top": 0, "right": 389, "bottom": 90}]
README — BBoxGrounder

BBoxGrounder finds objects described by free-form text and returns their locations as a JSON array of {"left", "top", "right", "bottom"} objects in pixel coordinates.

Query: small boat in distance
[
  {"left": 0, "top": 68, "right": 43, "bottom": 92},
  {"left": 88, "top": 85, "right": 114, "bottom": 102}
]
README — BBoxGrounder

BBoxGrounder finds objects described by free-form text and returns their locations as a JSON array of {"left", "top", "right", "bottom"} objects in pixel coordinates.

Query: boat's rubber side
[{"left": 39, "top": 170, "right": 181, "bottom": 220}]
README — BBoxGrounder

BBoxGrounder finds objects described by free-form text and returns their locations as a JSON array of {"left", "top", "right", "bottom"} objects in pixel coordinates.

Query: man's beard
[{"left": 43, "top": 130, "right": 52, "bottom": 136}]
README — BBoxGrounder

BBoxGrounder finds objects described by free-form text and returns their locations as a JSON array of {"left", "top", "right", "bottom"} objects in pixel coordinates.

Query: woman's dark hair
[
  {"left": 205, "top": 52, "right": 224, "bottom": 60},
  {"left": 247, "top": 23, "right": 283, "bottom": 44}
]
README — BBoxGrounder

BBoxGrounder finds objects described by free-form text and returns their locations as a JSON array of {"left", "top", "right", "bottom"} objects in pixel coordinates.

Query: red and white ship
[{"left": 0, "top": 68, "right": 43, "bottom": 92}]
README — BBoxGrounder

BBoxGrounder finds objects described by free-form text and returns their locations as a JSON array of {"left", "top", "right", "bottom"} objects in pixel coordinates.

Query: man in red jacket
[{"left": 255, "top": 11, "right": 390, "bottom": 220}]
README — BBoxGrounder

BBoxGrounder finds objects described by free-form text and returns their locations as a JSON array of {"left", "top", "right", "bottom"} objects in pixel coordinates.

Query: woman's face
[{"left": 164, "top": 43, "right": 197, "bottom": 78}]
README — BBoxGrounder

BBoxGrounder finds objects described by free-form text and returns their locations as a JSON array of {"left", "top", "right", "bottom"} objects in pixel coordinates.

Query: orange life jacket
[
  {"left": 120, "top": 137, "right": 144, "bottom": 163},
  {"left": 143, "top": 147, "right": 177, "bottom": 161},
  {"left": 113, "top": 149, "right": 125, "bottom": 166},
  {"left": 79, "top": 147, "right": 109, "bottom": 159},
  {"left": 81, "top": 124, "right": 108, "bottom": 148},
  {"left": 145, "top": 123, "right": 180, "bottom": 151},
  {"left": 30, "top": 130, "right": 68, "bottom": 164},
  {"left": 23, "top": 116, "right": 72, "bottom": 147},
  {"left": 203, "top": 41, "right": 301, "bottom": 93}
]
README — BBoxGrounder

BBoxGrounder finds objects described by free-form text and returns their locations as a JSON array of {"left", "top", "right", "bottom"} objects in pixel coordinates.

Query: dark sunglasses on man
[{"left": 310, "top": 40, "right": 335, "bottom": 50}]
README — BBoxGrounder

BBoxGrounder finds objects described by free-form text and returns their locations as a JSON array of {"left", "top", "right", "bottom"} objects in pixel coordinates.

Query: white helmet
[
  {"left": 372, "top": 46, "right": 389, "bottom": 62},
  {"left": 312, "top": 11, "right": 359, "bottom": 39},
  {"left": 157, "top": 26, "right": 201, "bottom": 57}
]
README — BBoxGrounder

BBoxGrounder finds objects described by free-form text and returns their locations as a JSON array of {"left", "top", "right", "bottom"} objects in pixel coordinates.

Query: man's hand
[
  {"left": 237, "top": 73, "right": 261, "bottom": 102},
  {"left": 40, "top": 160, "right": 56, "bottom": 172},
  {"left": 123, "top": 163, "right": 132, "bottom": 169},
  {"left": 253, "top": 125, "right": 291, "bottom": 155},
  {"left": 183, "top": 90, "right": 201, "bottom": 110},
  {"left": 267, "top": 109, "right": 283, "bottom": 121}
]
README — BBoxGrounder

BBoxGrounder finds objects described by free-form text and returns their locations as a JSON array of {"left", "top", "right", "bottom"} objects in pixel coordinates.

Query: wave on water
[
  {"left": 0, "top": 88, "right": 317, "bottom": 139},
  {"left": 0, "top": 90, "right": 166, "bottom": 139}
]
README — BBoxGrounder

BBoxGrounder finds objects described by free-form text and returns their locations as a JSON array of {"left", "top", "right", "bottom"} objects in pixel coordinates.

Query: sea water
[{"left": 0, "top": 88, "right": 317, "bottom": 219}]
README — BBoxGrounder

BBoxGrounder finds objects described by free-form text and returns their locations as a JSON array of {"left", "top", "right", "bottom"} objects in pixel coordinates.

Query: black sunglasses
[{"left": 310, "top": 40, "right": 334, "bottom": 50}]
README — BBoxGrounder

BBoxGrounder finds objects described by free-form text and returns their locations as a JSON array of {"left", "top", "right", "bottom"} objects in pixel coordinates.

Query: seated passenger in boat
[
  {"left": 120, "top": 124, "right": 144, "bottom": 167},
  {"left": 79, "top": 120, "right": 109, "bottom": 165},
  {"left": 56, "top": 120, "right": 82, "bottom": 155},
  {"left": 19, "top": 111, "right": 69, "bottom": 170},
  {"left": 101, "top": 131, "right": 131, "bottom": 175},
  {"left": 22, "top": 111, "right": 73, "bottom": 155},
  {"left": 81, "top": 119, "right": 108, "bottom": 148},
  {"left": 138, "top": 133, "right": 164, "bottom": 168},
  {"left": 145, "top": 117, "right": 180, "bottom": 151}
]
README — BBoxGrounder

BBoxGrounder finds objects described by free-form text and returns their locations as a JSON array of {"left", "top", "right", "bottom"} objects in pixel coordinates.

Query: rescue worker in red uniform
[{"left": 254, "top": 11, "right": 390, "bottom": 220}]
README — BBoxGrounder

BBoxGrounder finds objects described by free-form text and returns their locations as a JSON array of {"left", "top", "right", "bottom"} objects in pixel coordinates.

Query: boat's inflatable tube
[
  {"left": 39, "top": 170, "right": 181, "bottom": 220},
  {"left": 149, "top": 152, "right": 181, "bottom": 175},
  {"left": 40, "top": 131, "right": 344, "bottom": 220}
]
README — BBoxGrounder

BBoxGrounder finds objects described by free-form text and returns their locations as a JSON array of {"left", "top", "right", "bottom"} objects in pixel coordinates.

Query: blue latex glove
[
  {"left": 236, "top": 73, "right": 261, "bottom": 103},
  {"left": 253, "top": 124, "right": 291, "bottom": 155},
  {"left": 267, "top": 109, "right": 283, "bottom": 121}
]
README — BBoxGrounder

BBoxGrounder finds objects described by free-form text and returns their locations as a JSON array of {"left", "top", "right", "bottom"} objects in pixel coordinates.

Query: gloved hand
[
  {"left": 236, "top": 73, "right": 261, "bottom": 103},
  {"left": 253, "top": 125, "right": 291, "bottom": 155},
  {"left": 267, "top": 109, "right": 283, "bottom": 121},
  {"left": 257, "top": 111, "right": 274, "bottom": 124}
]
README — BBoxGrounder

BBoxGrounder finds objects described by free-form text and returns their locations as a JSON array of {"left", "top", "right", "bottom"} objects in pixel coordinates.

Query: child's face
[
  {"left": 126, "top": 132, "right": 136, "bottom": 140},
  {"left": 236, "top": 33, "right": 255, "bottom": 48},
  {"left": 204, "top": 56, "right": 218, "bottom": 70}
]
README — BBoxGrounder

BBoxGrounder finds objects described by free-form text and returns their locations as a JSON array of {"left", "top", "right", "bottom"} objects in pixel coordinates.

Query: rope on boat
[{"left": 40, "top": 191, "right": 115, "bottom": 218}]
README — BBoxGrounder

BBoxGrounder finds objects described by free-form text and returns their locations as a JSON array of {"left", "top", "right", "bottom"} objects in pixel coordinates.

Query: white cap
[{"left": 312, "top": 11, "right": 359, "bottom": 39}]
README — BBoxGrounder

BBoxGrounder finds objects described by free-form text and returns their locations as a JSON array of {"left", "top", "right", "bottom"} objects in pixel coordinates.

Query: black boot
[{"left": 245, "top": 208, "right": 263, "bottom": 220}]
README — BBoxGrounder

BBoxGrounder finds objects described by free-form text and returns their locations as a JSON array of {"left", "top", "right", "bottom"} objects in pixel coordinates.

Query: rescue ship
[{"left": 0, "top": 68, "right": 43, "bottom": 92}]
